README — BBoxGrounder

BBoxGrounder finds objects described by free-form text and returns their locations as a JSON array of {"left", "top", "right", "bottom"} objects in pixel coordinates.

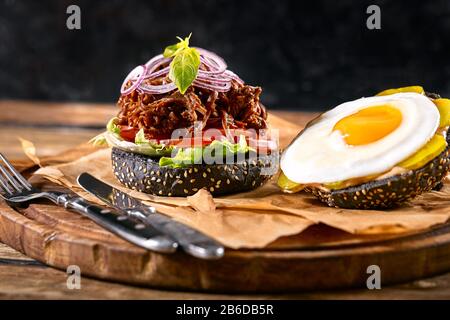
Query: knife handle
[
  {"left": 55, "top": 194, "right": 178, "bottom": 253},
  {"left": 140, "top": 210, "right": 224, "bottom": 260}
]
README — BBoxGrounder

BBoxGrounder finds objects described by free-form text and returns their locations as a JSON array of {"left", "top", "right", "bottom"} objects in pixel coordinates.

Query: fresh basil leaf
[
  {"left": 163, "top": 33, "right": 192, "bottom": 58},
  {"left": 169, "top": 47, "right": 200, "bottom": 94},
  {"left": 163, "top": 43, "right": 183, "bottom": 58}
]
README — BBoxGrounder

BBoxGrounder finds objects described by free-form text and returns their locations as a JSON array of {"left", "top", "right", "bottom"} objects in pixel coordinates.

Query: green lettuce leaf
[
  {"left": 89, "top": 117, "right": 121, "bottom": 146},
  {"left": 107, "top": 117, "right": 121, "bottom": 137},
  {"left": 91, "top": 118, "right": 173, "bottom": 157},
  {"left": 89, "top": 133, "right": 108, "bottom": 147},
  {"left": 159, "top": 136, "right": 254, "bottom": 168},
  {"left": 159, "top": 147, "right": 203, "bottom": 168},
  {"left": 133, "top": 128, "right": 173, "bottom": 155},
  {"left": 92, "top": 118, "right": 253, "bottom": 163},
  {"left": 134, "top": 128, "right": 149, "bottom": 145}
]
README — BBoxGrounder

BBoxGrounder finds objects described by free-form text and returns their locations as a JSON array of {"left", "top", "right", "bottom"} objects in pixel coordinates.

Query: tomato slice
[
  {"left": 118, "top": 125, "right": 279, "bottom": 154},
  {"left": 247, "top": 138, "right": 278, "bottom": 154},
  {"left": 119, "top": 126, "right": 139, "bottom": 142},
  {"left": 163, "top": 136, "right": 277, "bottom": 154}
]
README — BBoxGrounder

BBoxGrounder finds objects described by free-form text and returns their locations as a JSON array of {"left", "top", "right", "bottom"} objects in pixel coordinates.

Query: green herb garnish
[{"left": 163, "top": 33, "right": 200, "bottom": 95}]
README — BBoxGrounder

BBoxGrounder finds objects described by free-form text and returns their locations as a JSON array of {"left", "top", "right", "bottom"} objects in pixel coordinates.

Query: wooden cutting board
[
  {"left": 1, "top": 184, "right": 450, "bottom": 292},
  {"left": 1, "top": 112, "right": 450, "bottom": 292}
]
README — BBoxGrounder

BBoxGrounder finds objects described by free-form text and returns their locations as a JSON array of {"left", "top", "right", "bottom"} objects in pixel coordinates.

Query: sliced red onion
[
  {"left": 121, "top": 47, "right": 243, "bottom": 96},
  {"left": 145, "top": 66, "right": 170, "bottom": 81},
  {"left": 223, "top": 70, "right": 244, "bottom": 84},
  {"left": 145, "top": 54, "right": 163, "bottom": 68},
  {"left": 193, "top": 79, "right": 231, "bottom": 92},
  {"left": 196, "top": 48, "right": 227, "bottom": 71},
  {"left": 144, "top": 55, "right": 171, "bottom": 77},
  {"left": 196, "top": 72, "right": 230, "bottom": 84},
  {"left": 198, "top": 56, "right": 226, "bottom": 75},
  {"left": 139, "top": 82, "right": 176, "bottom": 94},
  {"left": 120, "top": 65, "right": 147, "bottom": 95}
]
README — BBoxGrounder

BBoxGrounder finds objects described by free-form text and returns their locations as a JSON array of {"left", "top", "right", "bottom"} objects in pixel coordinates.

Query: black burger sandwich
[
  {"left": 94, "top": 34, "right": 278, "bottom": 196},
  {"left": 278, "top": 86, "right": 450, "bottom": 209}
]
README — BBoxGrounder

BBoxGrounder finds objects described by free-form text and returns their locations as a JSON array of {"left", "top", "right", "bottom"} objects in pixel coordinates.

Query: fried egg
[{"left": 281, "top": 92, "right": 440, "bottom": 183}]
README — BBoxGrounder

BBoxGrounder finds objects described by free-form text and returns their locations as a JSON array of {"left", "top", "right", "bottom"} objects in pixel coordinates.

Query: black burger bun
[
  {"left": 111, "top": 147, "right": 277, "bottom": 196},
  {"left": 307, "top": 128, "right": 450, "bottom": 209}
]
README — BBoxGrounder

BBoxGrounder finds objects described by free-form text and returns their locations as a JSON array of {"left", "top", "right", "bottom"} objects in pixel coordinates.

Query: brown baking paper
[{"left": 28, "top": 114, "right": 450, "bottom": 249}]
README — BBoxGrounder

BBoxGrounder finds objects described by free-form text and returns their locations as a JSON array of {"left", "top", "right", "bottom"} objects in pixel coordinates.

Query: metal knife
[
  {"left": 61, "top": 194, "right": 178, "bottom": 253},
  {"left": 77, "top": 173, "right": 225, "bottom": 260}
]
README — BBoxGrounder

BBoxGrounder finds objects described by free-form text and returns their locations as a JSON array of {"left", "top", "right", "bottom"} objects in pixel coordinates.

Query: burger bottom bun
[{"left": 111, "top": 147, "right": 278, "bottom": 196}]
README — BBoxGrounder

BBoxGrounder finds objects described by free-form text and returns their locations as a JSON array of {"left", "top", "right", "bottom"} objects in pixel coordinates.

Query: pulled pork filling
[{"left": 117, "top": 78, "right": 267, "bottom": 140}]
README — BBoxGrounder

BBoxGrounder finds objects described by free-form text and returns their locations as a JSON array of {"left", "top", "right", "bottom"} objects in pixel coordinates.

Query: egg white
[{"left": 281, "top": 93, "right": 440, "bottom": 183}]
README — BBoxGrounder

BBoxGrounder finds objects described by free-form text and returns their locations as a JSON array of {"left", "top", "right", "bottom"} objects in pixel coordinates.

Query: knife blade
[{"left": 77, "top": 173, "right": 225, "bottom": 260}]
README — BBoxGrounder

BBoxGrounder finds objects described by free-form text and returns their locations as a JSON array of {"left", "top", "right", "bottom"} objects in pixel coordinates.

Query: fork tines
[{"left": 0, "top": 153, "right": 32, "bottom": 196}]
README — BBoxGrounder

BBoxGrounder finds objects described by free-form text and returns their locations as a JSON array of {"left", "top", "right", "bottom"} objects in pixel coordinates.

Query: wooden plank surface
[
  {"left": 0, "top": 100, "right": 449, "bottom": 299},
  {"left": 2, "top": 240, "right": 450, "bottom": 299}
]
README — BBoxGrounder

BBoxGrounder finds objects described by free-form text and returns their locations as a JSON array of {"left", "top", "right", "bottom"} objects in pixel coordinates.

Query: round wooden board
[{"left": 2, "top": 187, "right": 450, "bottom": 293}]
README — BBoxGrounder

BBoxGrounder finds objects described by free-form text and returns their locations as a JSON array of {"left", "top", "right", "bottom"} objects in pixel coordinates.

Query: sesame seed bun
[
  {"left": 307, "top": 128, "right": 450, "bottom": 209},
  {"left": 111, "top": 147, "right": 277, "bottom": 196}
]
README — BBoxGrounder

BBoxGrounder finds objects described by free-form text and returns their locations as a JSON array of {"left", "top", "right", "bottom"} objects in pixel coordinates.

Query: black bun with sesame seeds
[
  {"left": 306, "top": 127, "right": 450, "bottom": 209},
  {"left": 111, "top": 147, "right": 277, "bottom": 196}
]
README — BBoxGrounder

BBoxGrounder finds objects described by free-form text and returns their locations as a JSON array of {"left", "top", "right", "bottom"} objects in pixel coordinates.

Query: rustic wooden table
[{"left": 0, "top": 100, "right": 449, "bottom": 299}]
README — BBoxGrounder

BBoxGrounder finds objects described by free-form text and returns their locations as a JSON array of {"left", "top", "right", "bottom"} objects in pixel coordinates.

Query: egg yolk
[{"left": 333, "top": 105, "right": 403, "bottom": 145}]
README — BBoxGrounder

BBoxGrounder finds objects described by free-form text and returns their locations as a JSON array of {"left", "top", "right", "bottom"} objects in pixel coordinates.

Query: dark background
[{"left": 0, "top": 0, "right": 449, "bottom": 111}]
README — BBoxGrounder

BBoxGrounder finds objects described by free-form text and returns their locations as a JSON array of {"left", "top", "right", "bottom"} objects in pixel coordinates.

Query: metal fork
[{"left": 0, "top": 153, "right": 178, "bottom": 253}]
